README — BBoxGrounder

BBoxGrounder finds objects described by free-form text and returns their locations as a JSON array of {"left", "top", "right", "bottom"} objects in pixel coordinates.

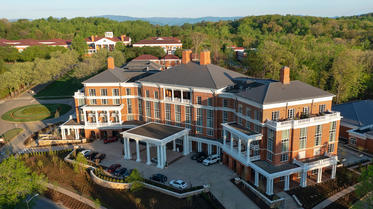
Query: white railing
[{"left": 250, "top": 155, "right": 260, "bottom": 161}]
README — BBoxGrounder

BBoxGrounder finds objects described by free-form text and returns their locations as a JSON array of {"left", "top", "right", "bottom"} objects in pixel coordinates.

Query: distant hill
[{"left": 96, "top": 15, "right": 242, "bottom": 25}]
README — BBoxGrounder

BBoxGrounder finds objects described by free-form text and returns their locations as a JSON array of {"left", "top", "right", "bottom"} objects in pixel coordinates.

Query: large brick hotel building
[{"left": 61, "top": 50, "right": 341, "bottom": 195}]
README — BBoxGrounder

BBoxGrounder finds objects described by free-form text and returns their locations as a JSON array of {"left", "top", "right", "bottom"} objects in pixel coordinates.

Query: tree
[
  {"left": 190, "top": 32, "right": 206, "bottom": 54},
  {"left": 0, "top": 156, "right": 46, "bottom": 209},
  {"left": 353, "top": 165, "right": 373, "bottom": 209},
  {"left": 125, "top": 169, "right": 143, "bottom": 192},
  {"left": 74, "top": 153, "right": 88, "bottom": 174},
  {"left": 71, "top": 36, "right": 88, "bottom": 56}
]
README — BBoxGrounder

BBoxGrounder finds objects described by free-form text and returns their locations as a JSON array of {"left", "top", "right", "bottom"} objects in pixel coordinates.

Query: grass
[
  {"left": 1, "top": 104, "right": 71, "bottom": 122},
  {"left": 1, "top": 128, "right": 23, "bottom": 142},
  {"left": 22, "top": 151, "right": 217, "bottom": 209},
  {"left": 34, "top": 74, "right": 83, "bottom": 99}
]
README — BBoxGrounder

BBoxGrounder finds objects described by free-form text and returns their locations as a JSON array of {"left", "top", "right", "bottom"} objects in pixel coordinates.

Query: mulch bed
[{"left": 324, "top": 191, "right": 359, "bottom": 209}]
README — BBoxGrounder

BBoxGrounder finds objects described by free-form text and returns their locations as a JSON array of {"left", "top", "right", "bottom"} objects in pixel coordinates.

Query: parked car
[
  {"left": 151, "top": 157, "right": 158, "bottom": 164},
  {"left": 104, "top": 136, "right": 118, "bottom": 144},
  {"left": 94, "top": 153, "right": 106, "bottom": 163},
  {"left": 114, "top": 167, "right": 127, "bottom": 177},
  {"left": 80, "top": 150, "right": 92, "bottom": 158},
  {"left": 169, "top": 179, "right": 188, "bottom": 190},
  {"left": 107, "top": 164, "right": 121, "bottom": 174},
  {"left": 202, "top": 154, "right": 220, "bottom": 166},
  {"left": 150, "top": 174, "right": 167, "bottom": 183},
  {"left": 88, "top": 152, "right": 99, "bottom": 160},
  {"left": 191, "top": 152, "right": 207, "bottom": 160},
  {"left": 196, "top": 154, "right": 208, "bottom": 163}
]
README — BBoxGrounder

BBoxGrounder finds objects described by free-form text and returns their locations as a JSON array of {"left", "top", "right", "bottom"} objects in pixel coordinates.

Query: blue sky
[{"left": 1, "top": 0, "right": 373, "bottom": 19}]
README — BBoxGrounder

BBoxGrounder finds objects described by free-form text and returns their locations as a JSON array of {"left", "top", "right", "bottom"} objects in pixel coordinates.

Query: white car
[
  {"left": 169, "top": 179, "right": 188, "bottom": 190},
  {"left": 202, "top": 154, "right": 220, "bottom": 166},
  {"left": 80, "top": 149, "right": 92, "bottom": 157}
]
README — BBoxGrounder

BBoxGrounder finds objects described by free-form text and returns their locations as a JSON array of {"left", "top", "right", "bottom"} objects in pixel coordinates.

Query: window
[
  {"left": 246, "top": 108, "right": 251, "bottom": 118},
  {"left": 238, "top": 117, "right": 243, "bottom": 125},
  {"left": 100, "top": 89, "right": 107, "bottom": 96},
  {"left": 223, "top": 99, "right": 229, "bottom": 108},
  {"left": 196, "top": 108, "right": 203, "bottom": 126},
  {"left": 138, "top": 100, "right": 143, "bottom": 119},
  {"left": 267, "top": 129, "right": 275, "bottom": 161},
  {"left": 314, "top": 147, "right": 321, "bottom": 156},
  {"left": 281, "top": 130, "right": 290, "bottom": 152},
  {"left": 101, "top": 99, "right": 108, "bottom": 105},
  {"left": 207, "top": 129, "right": 214, "bottom": 136},
  {"left": 126, "top": 88, "right": 131, "bottom": 95},
  {"left": 207, "top": 110, "right": 213, "bottom": 128},
  {"left": 288, "top": 108, "right": 294, "bottom": 119},
  {"left": 328, "top": 143, "right": 335, "bottom": 153},
  {"left": 165, "top": 104, "right": 171, "bottom": 121},
  {"left": 207, "top": 98, "right": 213, "bottom": 106},
  {"left": 223, "top": 111, "right": 228, "bottom": 123},
  {"left": 146, "top": 90, "right": 150, "bottom": 98},
  {"left": 154, "top": 91, "right": 159, "bottom": 99},
  {"left": 88, "top": 89, "right": 96, "bottom": 96},
  {"left": 315, "top": 125, "right": 322, "bottom": 146},
  {"left": 185, "top": 106, "right": 191, "bottom": 125},
  {"left": 299, "top": 127, "right": 307, "bottom": 149},
  {"left": 303, "top": 106, "right": 309, "bottom": 116},
  {"left": 146, "top": 101, "right": 151, "bottom": 118},
  {"left": 127, "top": 115, "right": 134, "bottom": 120},
  {"left": 238, "top": 104, "right": 243, "bottom": 114},
  {"left": 78, "top": 98, "right": 85, "bottom": 106},
  {"left": 113, "top": 88, "right": 119, "bottom": 96},
  {"left": 137, "top": 88, "right": 142, "bottom": 96},
  {"left": 272, "top": 111, "right": 280, "bottom": 121},
  {"left": 246, "top": 122, "right": 251, "bottom": 130},
  {"left": 319, "top": 104, "right": 326, "bottom": 113},
  {"left": 197, "top": 127, "right": 203, "bottom": 134},
  {"left": 350, "top": 138, "right": 356, "bottom": 145},
  {"left": 127, "top": 99, "right": 132, "bottom": 114},
  {"left": 113, "top": 98, "right": 120, "bottom": 105},
  {"left": 197, "top": 96, "right": 202, "bottom": 105},
  {"left": 254, "top": 124, "right": 262, "bottom": 133},
  {"left": 90, "top": 99, "right": 97, "bottom": 105},
  {"left": 254, "top": 110, "right": 261, "bottom": 121},
  {"left": 281, "top": 153, "right": 289, "bottom": 162},
  {"left": 154, "top": 102, "right": 160, "bottom": 120},
  {"left": 175, "top": 105, "right": 181, "bottom": 122},
  {"left": 329, "top": 121, "right": 337, "bottom": 142}
]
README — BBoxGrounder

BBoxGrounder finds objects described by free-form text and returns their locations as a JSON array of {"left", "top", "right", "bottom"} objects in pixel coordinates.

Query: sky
[{"left": 1, "top": 0, "right": 373, "bottom": 19}]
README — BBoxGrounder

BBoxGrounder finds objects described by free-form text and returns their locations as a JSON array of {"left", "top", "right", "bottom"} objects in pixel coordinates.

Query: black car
[
  {"left": 191, "top": 152, "right": 207, "bottom": 160},
  {"left": 150, "top": 174, "right": 167, "bottom": 183},
  {"left": 123, "top": 169, "right": 134, "bottom": 178},
  {"left": 88, "top": 152, "right": 99, "bottom": 161},
  {"left": 114, "top": 167, "right": 127, "bottom": 177},
  {"left": 94, "top": 153, "right": 106, "bottom": 163}
]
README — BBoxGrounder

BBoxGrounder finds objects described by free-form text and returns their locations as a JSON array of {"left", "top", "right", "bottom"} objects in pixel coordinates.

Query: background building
[
  {"left": 133, "top": 37, "right": 182, "bottom": 54},
  {"left": 86, "top": 32, "right": 131, "bottom": 54}
]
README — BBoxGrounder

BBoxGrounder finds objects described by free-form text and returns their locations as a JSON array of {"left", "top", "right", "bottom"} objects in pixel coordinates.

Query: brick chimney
[
  {"left": 182, "top": 49, "right": 192, "bottom": 64},
  {"left": 91, "top": 35, "right": 95, "bottom": 42},
  {"left": 280, "top": 66, "right": 290, "bottom": 84},
  {"left": 107, "top": 57, "right": 115, "bottom": 70},
  {"left": 120, "top": 35, "right": 126, "bottom": 41},
  {"left": 200, "top": 50, "right": 211, "bottom": 65}
]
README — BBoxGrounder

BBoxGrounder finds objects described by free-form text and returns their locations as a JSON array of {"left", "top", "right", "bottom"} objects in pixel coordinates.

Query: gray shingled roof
[
  {"left": 123, "top": 60, "right": 162, "bottom": 71},
  {"left": 139, "top": 62, "right": 247, "bottom": 89},
  {"left": 83, "top": 67, "right": 146, "bottom": 84},
  {"left": 236, "top": 80, "right": 334, "bottom": 105},
  {"left": 333, "top": 100, "right": 373, "bottom": 127},
  {"left": 126, "top": 123, "right": 185, "bottom": 140}
]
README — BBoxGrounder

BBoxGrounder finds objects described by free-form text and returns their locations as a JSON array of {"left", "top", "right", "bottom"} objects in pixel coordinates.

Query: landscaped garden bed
[
  {"left": 287, "top": 167, "right": 359, "bottom": 209},
  {"left": 2, "top": 104, "right": 71, "bottom": 122},
  {"left": 0, "top": 128, "right": 23, "bottom": 147},
  {"left": 324, "top": 191, "right": 360, "bottom": 209},
  {"left": 21, "top": 149, "right": 221, "bottom": 209}
]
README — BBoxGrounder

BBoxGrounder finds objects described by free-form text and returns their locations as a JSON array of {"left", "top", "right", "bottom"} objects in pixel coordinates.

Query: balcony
[
  {"left": 294, "top": 154, "right": 338, "bottom": 169},
  {"left": 266, "top": 111, "right": 341, "bottom": 130}
]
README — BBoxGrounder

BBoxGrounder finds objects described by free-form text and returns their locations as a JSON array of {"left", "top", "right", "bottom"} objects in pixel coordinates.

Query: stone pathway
[
  {"left": 312, "top": 185, "right": 357, "bottom": 209},
  {"left": 277, "top": 192, "right": 302, "bottom": 209}
]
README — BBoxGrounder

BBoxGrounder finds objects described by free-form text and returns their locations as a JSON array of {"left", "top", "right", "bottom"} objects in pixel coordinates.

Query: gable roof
[
  {"left": 139, "top": 62, "right": 247, "bottom": 89},
  {"left": 235, "top": 80, "right": 334, "bottom": 105},
  {"left": 85, "top": 35, "right": 130, "bottom": 42},
  {"left": 134, "top": 37, "right": 181, "bottom": 45},
  {"left": 162, "top": 54, "right": 180, "bottom": 60},
  {"left": 133, "top": 54, "right": 159, "bottom": 61},
  {"left": 333, "top": 100, "right": 373, "bottom": 127},
  {"left": 123, "top": 60, "right": 162, "bottom": 71},
  {"left": 83, "top": 67, "right": 145, "bottom": 83}
]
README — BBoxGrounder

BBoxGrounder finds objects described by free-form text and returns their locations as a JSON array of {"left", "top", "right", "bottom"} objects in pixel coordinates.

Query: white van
[{"left": 202, "top": 154, "right": 220, "bottom": 166}]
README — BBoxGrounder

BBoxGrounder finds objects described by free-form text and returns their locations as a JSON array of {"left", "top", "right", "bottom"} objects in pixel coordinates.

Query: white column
[
  {"left": 118, "top": 111, "right": 122, "bottom": 123},
  {"left": 266, "top": 177, "right": 273, "bottom": 195},
  {"left": 107, "top": 111, "right": 110, "bottom": 124},
  {"left": 217, "top": 145, "right": 221, "bottom": 155},
  {"left": 61, "top": 128, "right": 66, "bottom": 139},
  {"left": 127, "top": 138, "right": 131, "bottom": 160},
  {"left": 123, "top": 137, "right": 127, "bottom": 159},
  {"left": 67, "top": 128, "right": 71, "bottom": 135},
  {"left": 238, "top": 138, "right": 242, "bottom": 155},
  {"left": 163, "top": 145, "right": 167, "bottom": 167},
  {"left": 246, "top": 140, "right": 250, "bottom": 162},
  {"left": 146, "top": 142, "right": 151, "bottom": 165},
  {"left": 223, "top": 129, "right": 227, "bottom": 146},
  {"left": 136, "top": 140, "right": 141, "bottom": 162},
  {"left": 183, "top": 135, "right": 189, "bottom": 155},
  {"left": 189, "top": 141, "right": 193, "bottom": 153},
  {"left": 83, "top": 110, "right": 87, "bottom": 124},
  {"left": 317, "top": 168, "right": 322, "bottom": 183},
  {"left": 181, "top": 90, "right": 184, "bottom": 103},
  {"left": 230, "top": 134, "right": 234, "bottom": 151},
  {"left": 208, "top": 144, "right": 212, "bottom": 155},
  {"left": 95, "top": 111, "right": 99, "bottom": 125},
  {"left": 75, "top": 129, "right": 79, "bottom": 139},
  {"left": 157, "top": 145, "right": 161, "bottom": 168},
  {"left": 197, "top": 142, "right": 202, "bottom": 152},
  {"left": 254, "top": 171, "right": 259, "bottom": 187},
  {"left": 173, "top": 140, "right": 176, "bottom": 151},
  {"left": 172, "top": 89, "right": 174, "bottom": 101},
  {"left": 331, "top": 165, "right": 336, "bottom": 179},
  {"left": 284, "top": 175, "right": 290, "bottom": 191},
  {"left": 300, "top": 170, "right": 307, "bottom": 187}
]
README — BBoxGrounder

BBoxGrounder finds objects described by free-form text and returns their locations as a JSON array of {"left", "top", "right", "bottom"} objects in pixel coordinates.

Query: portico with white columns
[{"left": 121, "top": 122, "right": 190, "bottom": 169}]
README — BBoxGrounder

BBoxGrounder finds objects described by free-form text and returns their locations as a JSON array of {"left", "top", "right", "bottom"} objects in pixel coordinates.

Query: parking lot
[{"left": 81, "top": 139, "right": 259, "bottom": 209}]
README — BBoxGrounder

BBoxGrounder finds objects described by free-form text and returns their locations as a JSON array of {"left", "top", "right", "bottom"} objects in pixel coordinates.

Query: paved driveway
[{"left": 82, "top": 140, "right": 259, "bottom": 209}]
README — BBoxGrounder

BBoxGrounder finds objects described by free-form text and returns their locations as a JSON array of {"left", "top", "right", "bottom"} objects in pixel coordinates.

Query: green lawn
[
  {"left": 34, "top": 74, "right": 83, "bottom": 99},
  {"left": 1, "top": 128, "right": 23, "bottom": 142},
  {"left": 1, "top": 104, "right": 72, "bottom": 122}
]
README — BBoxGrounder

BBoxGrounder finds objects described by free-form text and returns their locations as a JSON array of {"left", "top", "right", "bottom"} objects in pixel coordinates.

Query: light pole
[{"left": 25, "top": 193, "right": 39, "bottom": 209}]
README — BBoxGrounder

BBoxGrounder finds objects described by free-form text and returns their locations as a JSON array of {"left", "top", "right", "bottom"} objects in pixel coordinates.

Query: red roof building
[
  {"left": 86, "top": 32, "right": 131, "bottom": 54},
  {"left": 0, "top": 38, "right": 70, "bottom": 52},
  {"left": 133, "top": 37, "right": 182, "bottom": 55}
]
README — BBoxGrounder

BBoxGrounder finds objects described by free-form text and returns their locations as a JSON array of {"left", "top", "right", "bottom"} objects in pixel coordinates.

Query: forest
[{"left": 0, "top": 13, "right": 373, "bottom": 103}]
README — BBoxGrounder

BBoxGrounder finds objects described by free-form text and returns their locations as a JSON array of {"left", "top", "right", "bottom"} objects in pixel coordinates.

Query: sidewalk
[{"left": 312, "top": 185, "right": 356, "bottom": 209}]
